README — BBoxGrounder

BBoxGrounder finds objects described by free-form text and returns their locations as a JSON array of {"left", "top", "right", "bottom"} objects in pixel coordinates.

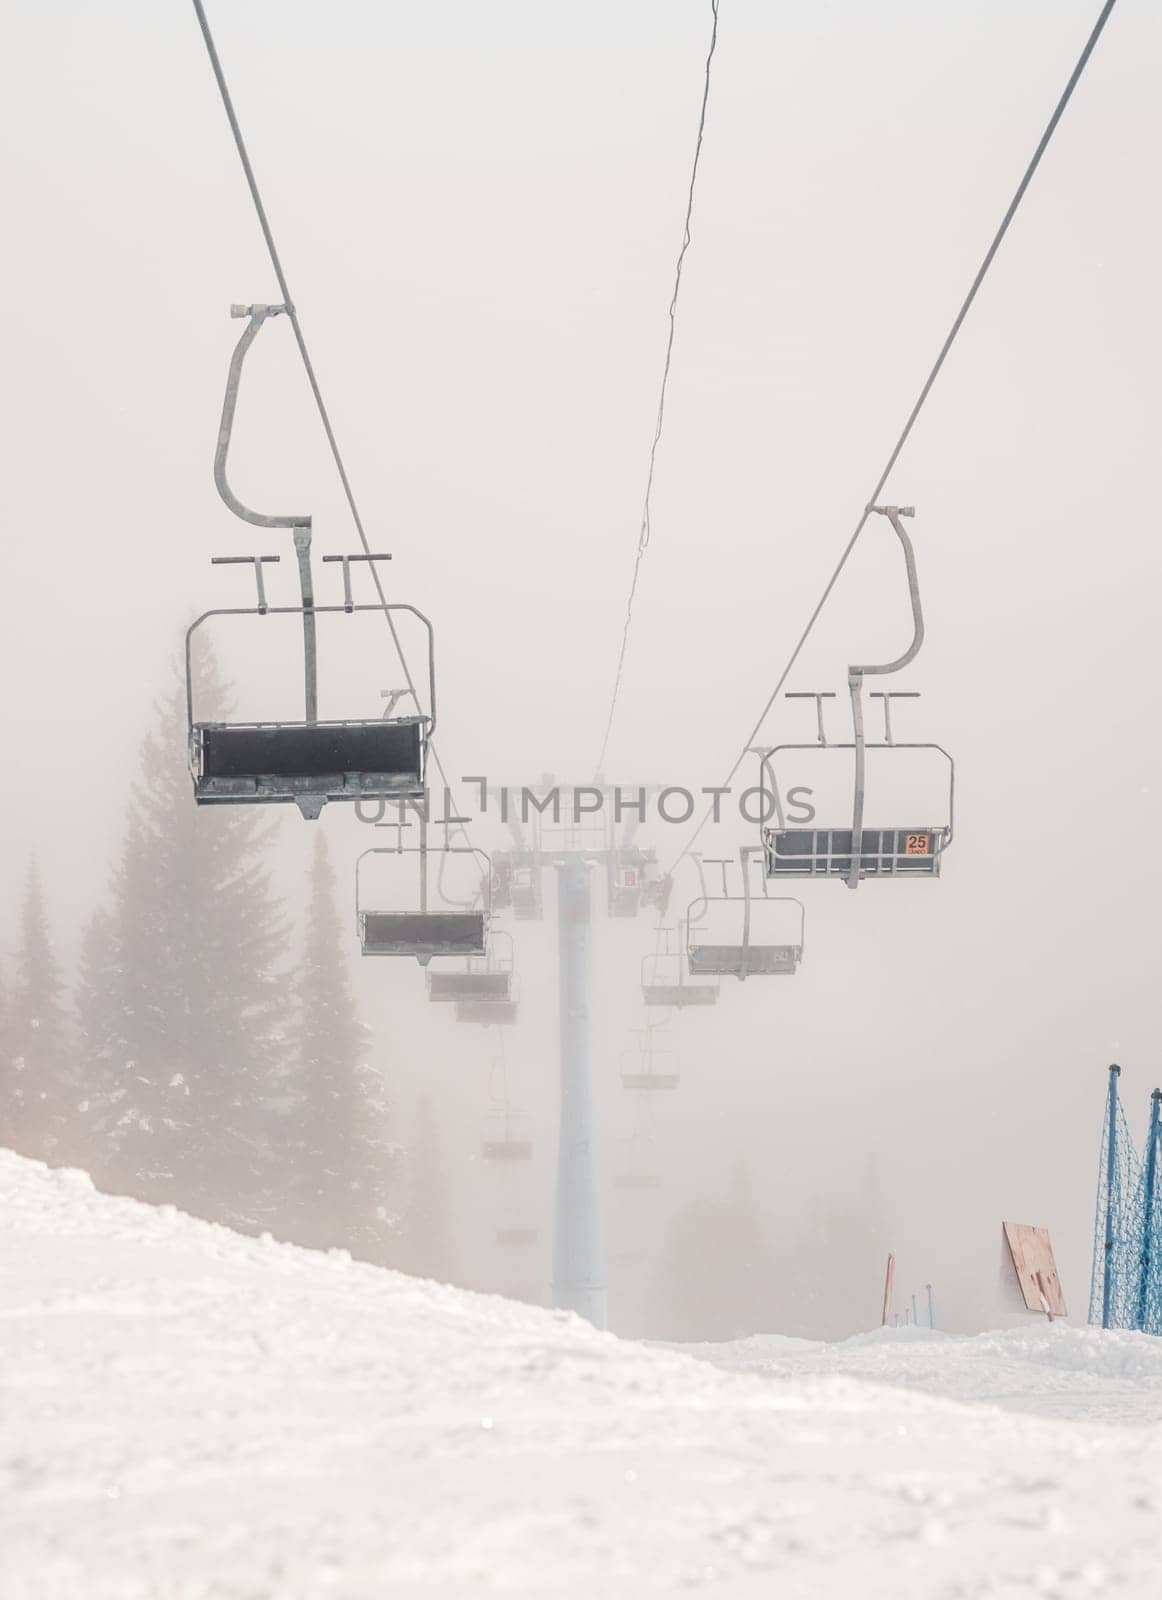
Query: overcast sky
[{"left": 2, "top": 0, "right": 1159, "bottom": 1330}]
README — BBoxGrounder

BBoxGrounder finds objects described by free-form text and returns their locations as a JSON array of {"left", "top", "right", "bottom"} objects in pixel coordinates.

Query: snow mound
[
  {"left": 682, "top": 1321, "right": 1162, "bottom": 1428},
  {"left": 3, "top": 1150, "right": 1161, "bottom": 1598}
]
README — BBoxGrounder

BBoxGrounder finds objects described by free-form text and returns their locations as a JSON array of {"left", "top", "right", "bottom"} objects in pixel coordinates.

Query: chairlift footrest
[
  {"left": 688, "top": 945, "right": 800, "bottom": 978},
  {"left": 763, "top": 826, "right": 948, "bottom": 878},
  {"left": 642, "top": 984, "right": 717, "bottom": 1008}
]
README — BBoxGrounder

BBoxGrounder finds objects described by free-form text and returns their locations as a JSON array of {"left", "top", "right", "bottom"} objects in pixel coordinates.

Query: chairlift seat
[
  {"left": 688, "top": 943, "right": 800, "bottom": 978},
  {"left": 642, "top": 984, "right": 717, "bottom": 1008},
  {"left": 482, "top": 1139, "right": 533, "bottom": 1162},
  {"left": 512, "top": 876, "right": 544, "bottom": 928},
  {"left": 427, "top": 971, "right": 512, "bottom": 1004},
  {"left": 360, "top": 910, "right": 485, "bottom": 959},
  {"left": 764, "top": 826, "right": 949, "bottom": 879},
  {"left": 456, "top": 999, "right": 520, "bottom": 1026},
  {"left": 191, "top": 717, "right": 426, "bottom": 813},
  {"left": 620, "top": 1072, "right": 680, "bottom": 1092},
  {"left": 496, "top": 1227, "right": 538, "bottom": 1247}
]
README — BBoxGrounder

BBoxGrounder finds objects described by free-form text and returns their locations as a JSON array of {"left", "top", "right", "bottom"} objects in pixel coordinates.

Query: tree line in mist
[{"left": 0, "top": 645, "right": 445, "bottom": 1272}]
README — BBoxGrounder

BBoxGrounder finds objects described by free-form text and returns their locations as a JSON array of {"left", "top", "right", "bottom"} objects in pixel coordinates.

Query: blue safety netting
[
  {"left": 1088, "top": 1087, "right": 1144, "bottom": 1328},
  {"left": 1087, "top": 1079, "right": 1162, "bottom": 1332},
  {"left": 1138, "top": 1112, "right": 1162, "bottom": 1336}
]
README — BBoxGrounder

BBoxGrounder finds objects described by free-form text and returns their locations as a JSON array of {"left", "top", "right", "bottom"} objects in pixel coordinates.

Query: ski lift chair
[
  {"left": 496, "top": 1226, "right": 539, "bottom": 1248},
  {"left": 614, "top": 1173, "right": 663, "bottom": 1191},
  {"left": 481, "top": 1110, "right": 533, "bottom": 1163},
  {"left": 619, "top": 1037, "right": 680, "bottom": 1092},
  {"left": 188, "top": 305, "right": 435, "bottom": 819},
  {"left": 356, "top": 842, "right": 490, "bottom": 965},
  {"left": 761, "top": 507, "right": 954, "bottom": 886},
  {"left": 456, "top": 999, "right": 520, "bottom": 1026},
  {"left": 686, "top": 852, "right": 804, "bottom": 981},
  {"left": 510, "top": 856, "right": 543, "bottom": 921},
  {"left": 427, "top": 930, "right": 515, "bottom": 1004},
  {"left": 641, "top": 928, "right": 718, "bottom": 1008},
  {"left": 613, "top": 1135, "right": 662, "bottom": 1191}
]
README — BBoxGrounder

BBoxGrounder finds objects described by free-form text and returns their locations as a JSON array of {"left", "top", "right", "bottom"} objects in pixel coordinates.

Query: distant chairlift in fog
[
  {"left": 686, "top": 851, "right": 804, "bottom": 981},
  {"left": 186, "top": 305, "right": 433, "bottom": 819},
  {"left": 491, "top": 850, "right": 543, "bottom": 921},
  {"left": 620, "top": 1030, "right": 681, "bottom": 1092},
  {"left": 438, "top": 929, "right": 520, "bottom": 1026},
  {"left": 613, "top": 1134, "right": 663, "bottom": 1192},
  {"left": 481, "top": 1110, "right": 533, "bottom": 1164},
  {"left": 761, "top": 506, "right": 954, "bottom": 884},
  {"left": 495, "top": 1226, "right": 539, "bottom": 1248},
  {"left": 641, "top": 925, "right": 718, "bottom": 1009},
  {"left": 427, "top": 929, "right": 516, "bottom": 1003}
]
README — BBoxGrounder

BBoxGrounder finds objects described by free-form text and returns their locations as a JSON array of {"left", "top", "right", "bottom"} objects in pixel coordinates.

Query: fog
[{"left": 2, "top": 0, "right": 1159, "bottom": 1337}]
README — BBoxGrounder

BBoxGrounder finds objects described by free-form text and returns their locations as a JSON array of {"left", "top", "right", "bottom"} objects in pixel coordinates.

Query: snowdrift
[{"left": 3, "top": 1150, "right": 1160, "bottom": 1598}]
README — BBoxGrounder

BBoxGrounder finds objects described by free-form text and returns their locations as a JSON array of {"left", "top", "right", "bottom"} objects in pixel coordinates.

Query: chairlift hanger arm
[
  {"left": 847, "top": 505, "right": 924, "bottom": 888},
  {"left": 215, "top": 305, "right": 311, "bottom": 531},
  {"left": 851, "top": 507, "right": 924, "bottom": 680}
]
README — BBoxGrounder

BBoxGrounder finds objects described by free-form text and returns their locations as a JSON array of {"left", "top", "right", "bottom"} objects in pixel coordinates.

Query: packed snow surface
[{"left": 3, "top": 1153, "right": 1161, "bottom": 1598}]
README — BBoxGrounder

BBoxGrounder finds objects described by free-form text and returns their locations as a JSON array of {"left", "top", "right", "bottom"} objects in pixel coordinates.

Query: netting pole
[
  {"left": 1102, "top": 1063, "right": 1121, "bottom": 1330},
  {"left": 1137, "top": 1087, "right": 1162, "bottom": 1331}
]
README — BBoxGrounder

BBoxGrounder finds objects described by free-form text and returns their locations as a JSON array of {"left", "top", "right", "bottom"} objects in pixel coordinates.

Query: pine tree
[
  {"left": 394, "top": 1092, "right": 456, "bottom": 1283},
  {"left": 0, "top": 961, "right": 12, "bottom": 1150},
  {"left": 3, "top": 861, "right": 71, "bottom": 1162},
  {"left": 792, "top": 1158, "right": 891, "bottom": 1339},
  {"left": 73, "top": 907, "right": 130, "bottom": 1189},
  {"left": 291, "top": 831, "right": 395, "bottom": 1256},
  {"left": 647, "top": 1159, "right": 782, "bottom": 1341},
  {"left": 74, "top": 644, "right": 292, "bottom": 1226}
]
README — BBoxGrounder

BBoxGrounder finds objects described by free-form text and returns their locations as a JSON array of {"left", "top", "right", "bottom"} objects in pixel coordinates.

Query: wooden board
[{"left": 1002, "top": 1222, "right": 1067, "bottom": 1317}]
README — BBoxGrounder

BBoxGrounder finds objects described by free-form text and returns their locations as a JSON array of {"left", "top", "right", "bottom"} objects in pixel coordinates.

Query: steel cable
[
  {"left": 665, "top": 0, "right": 1118, "bottom": 876},
  {"left": 594, "top": 0, "right": 721, "bottom": 777}
]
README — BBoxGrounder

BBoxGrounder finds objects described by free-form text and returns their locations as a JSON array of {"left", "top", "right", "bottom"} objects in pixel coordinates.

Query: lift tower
[{"left": 487, "top": 783, "right": 667, "bottom": 1331}]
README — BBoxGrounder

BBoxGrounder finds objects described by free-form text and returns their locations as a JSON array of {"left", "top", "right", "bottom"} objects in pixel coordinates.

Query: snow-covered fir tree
[
  {"left": 290, "top": 831, "right": 396, "bottom": 1257},
  {"left": 73, "top": 906, "right": 129, "bottom": 1189},
  {"left": 73, "top": 645, "right": 292, "bottom": 1228}
]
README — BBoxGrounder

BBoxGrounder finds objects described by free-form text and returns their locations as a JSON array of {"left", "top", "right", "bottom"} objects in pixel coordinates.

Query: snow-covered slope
[{"left": 3, "top": 1152, "right": 1160, "bottom": 1599}]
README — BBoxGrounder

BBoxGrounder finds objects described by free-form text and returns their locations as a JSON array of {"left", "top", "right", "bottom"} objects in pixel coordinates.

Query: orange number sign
[{"left": 905, "top": 833, "right": 930, "bottom": 856}]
